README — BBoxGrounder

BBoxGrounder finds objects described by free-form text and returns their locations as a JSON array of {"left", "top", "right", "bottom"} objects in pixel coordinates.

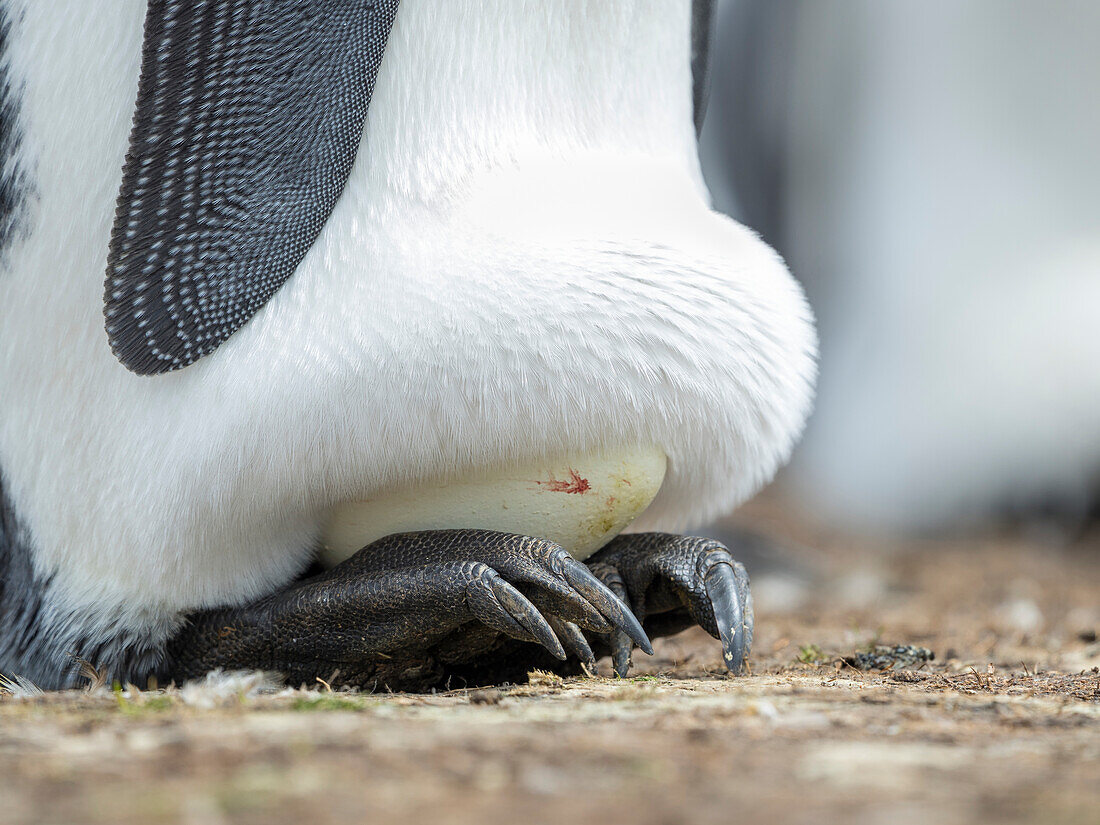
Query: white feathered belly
[{"left": 319, "top": 446, "right": 666, "bottom": 566}]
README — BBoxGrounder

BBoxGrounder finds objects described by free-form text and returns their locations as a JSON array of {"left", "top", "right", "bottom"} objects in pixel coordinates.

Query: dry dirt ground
[{"left": 2, "top": 504, "right": 1098, "bottom": 825}]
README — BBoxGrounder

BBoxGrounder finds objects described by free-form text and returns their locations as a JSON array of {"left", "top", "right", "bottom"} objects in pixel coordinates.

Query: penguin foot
[
  {"left": 585, "top": 533, "right": 754, "bottom": 676},
  {"left": 157, "top": 529, "right": 650, "bottom": 690}
]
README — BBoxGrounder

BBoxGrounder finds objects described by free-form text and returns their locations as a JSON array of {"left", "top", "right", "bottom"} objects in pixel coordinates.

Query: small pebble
[{"left": 468, "top": 688, "right": 502, "bottom": 705}]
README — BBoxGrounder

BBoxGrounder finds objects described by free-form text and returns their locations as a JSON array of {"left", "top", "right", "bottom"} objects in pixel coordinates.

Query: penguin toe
[{"left": 584, "top": 534, "right": 755, "bottom": 676}]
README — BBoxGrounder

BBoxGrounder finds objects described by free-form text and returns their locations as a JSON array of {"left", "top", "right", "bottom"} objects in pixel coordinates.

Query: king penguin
[{"left": 0, "top": 0, "right": 816, "bottom": 689}]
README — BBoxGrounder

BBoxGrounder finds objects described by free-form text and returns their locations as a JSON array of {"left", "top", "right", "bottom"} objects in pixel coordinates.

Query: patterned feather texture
[
  {"left": 0, "top": 5, "right": 30, "bottom": 254},
  {"left": 104, "top": 0, "right": 399, "bottom": 374}
]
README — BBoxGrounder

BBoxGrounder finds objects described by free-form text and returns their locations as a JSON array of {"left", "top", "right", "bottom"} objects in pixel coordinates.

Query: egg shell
[{"left": 319, "top": 446, "right": 667, "bottom": 566}]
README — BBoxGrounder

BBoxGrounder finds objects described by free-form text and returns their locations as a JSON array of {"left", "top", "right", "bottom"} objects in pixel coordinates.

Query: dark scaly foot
[
  {"left": 585, "top": 533, "right": 753, "bottom": 676},
  {"left": 430, "top": 533, "right": 754, "bottom": 684},
  {"left": 157, "top": 529, "right": 650, "bottom": 691}
]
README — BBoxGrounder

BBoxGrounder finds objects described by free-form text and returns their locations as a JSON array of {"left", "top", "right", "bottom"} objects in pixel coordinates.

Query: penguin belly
[{"left": 320, "top": 446, "right": 666, "bottom": 566}]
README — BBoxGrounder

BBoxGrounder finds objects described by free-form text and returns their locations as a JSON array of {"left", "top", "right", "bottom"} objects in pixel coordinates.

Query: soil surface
[{"left": 3, "top": 503, "right": 1098, "bottom": 825}]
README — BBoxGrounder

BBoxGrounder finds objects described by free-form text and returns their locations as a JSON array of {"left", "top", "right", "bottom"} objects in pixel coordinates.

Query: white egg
[{"left": 319, "top": 446, "right": 667, "bottom": 566}]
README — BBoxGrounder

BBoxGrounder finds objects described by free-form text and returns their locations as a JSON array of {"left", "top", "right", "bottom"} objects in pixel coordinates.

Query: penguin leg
[
  {"left": 584, "top": 534, "right": 754, "bottom": 677},
  {"left": 157, "top": 529, "right": 650, "bottom": 690}
]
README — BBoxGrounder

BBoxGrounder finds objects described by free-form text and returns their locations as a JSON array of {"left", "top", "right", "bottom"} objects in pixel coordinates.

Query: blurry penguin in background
[{"left": 704, "top": 0, "right": 1100, "bottom": 535}]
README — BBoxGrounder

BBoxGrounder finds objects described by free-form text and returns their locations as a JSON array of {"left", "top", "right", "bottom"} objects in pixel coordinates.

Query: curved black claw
[
  {"left": 562, "top": 559, "right": 653, "bottom": 656},
  {"left": 585, "top": 533, "right": 754, "bottom": 676},
  {"left": 591, "top": 564, "right": 635, "bottom": 677},
  {"left": 548, "top": 616, "right": 596, "bottom": 669},
  {"left": 470, "top": 571, "right": 566, "bottom": 661},
  {"left": 704, "top": 563, "right": 747, "bottom": 674}
]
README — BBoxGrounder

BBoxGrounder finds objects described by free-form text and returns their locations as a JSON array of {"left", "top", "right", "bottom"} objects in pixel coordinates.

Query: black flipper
[
  {"left": 105, "top": 0, "right": 399, "bottom": 375},
  {"left": 691, "top": 0, "right": 716, "bottom": 133}
]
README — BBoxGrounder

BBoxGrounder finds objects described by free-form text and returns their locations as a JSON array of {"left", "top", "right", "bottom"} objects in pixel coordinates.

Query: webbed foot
[
  {"left": 158, "top": 529, "right": 650, "bottom": 690},
  {"left": 586, "top": 533, "right": 754, "bottom": 676}
]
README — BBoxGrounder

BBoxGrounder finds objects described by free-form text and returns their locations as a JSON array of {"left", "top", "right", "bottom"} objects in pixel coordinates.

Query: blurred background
[{"left": 698, "top": 0, "right": 1100, "bottom": 539}]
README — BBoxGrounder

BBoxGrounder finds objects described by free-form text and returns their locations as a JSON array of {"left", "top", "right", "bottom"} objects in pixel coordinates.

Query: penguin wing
[
  {"left": 692, "top": 0, "right": 716, "bottom": 133},
  {"left": 104, "top": 0, "right": 399, "bottom": 375}
]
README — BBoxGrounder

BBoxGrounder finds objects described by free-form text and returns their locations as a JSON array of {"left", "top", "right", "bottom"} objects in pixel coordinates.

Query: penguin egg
[{"left": 319, "top": 446, "right": 667, "bottom": 567}]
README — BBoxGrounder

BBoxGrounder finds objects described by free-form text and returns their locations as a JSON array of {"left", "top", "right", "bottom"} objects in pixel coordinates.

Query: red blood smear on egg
[{"left": 535, "top": 469, "right": 591, "bottom": 494}]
